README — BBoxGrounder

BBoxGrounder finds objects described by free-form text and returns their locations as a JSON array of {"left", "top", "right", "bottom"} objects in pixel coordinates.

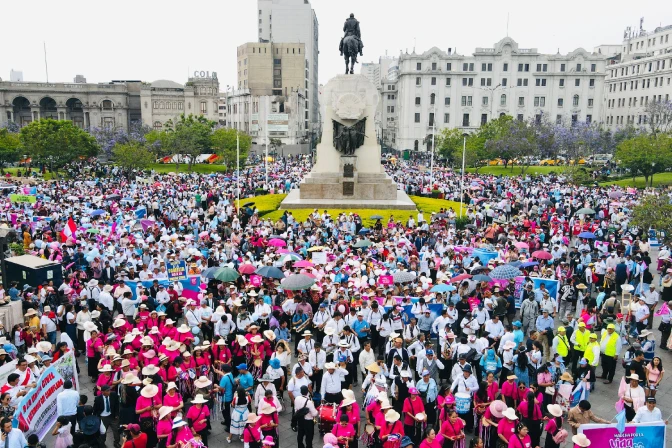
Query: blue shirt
[
  {"left": 535, "top": 315, "right": 554, "bottom": 332},
  {"left": 8, "top": 287, "right": 19, "bottom": 301},
  {"left": 417, "top": 315, "right": 434, "bottom": 332},
  {"left": 352, "top": 319, "right": 370, "bottom": 338},
  {"left": 274, "top": 327, "right": 290, "bottom": 342},
  {"left": 57, "top": 389, "right": 80, "bottom": 416},
  {"left": 513, "top": 329, "right": 525, "bottom": 348},
  {"left": 236, "top": 372, "right": 254, "bottom": 392},
  {"left": 219, "top": 373, "right": 235, "bottom": 402}
]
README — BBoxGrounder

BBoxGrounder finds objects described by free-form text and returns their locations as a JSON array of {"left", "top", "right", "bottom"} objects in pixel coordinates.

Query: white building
[
  {"left": 395, "top": 37, "right": 607, "bottom": 152},
  {"left": 602, "top": 23, "right": 672, "bottom": 128},
  {"left": 257, "top": 0, "right": 319, "bottom": 135},
  {"left": 361, "top": 56, "right": 399, "bottom": 149}
]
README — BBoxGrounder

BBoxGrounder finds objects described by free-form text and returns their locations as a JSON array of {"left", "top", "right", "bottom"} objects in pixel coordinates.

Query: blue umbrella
[
  {"left": 520, "top": 261, "right": 539, "bottom": 268},
  {"left": 201, "top": 267, "right": 225, "bottom": 279},
  {"left": 507, "top": 261, "right": 522, "bottom": 268},
  {"left": 255, "top": 266, "right": 285, "bottom": 279},
  {"left": 431, "top": 283, "right": 457, "bottom": 293},
  {"left": 90, "top": 209, "right": 106, "bottom": 216},
  {"left": 490, "top": 264, "right": 522, "bottom": 280},
  {"left": 358, "top": 228, "right": 371, "bottom": 235},
  {"left": 578, "top": 231, "right": 596, "bottom": 239},
  {"left": 473, "top": 274, "right": 492, "bottom": 282}
]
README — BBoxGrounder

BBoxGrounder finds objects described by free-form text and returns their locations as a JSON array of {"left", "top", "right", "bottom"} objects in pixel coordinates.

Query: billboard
[
  {"left": 251, "top": 113, "right": 259, "bottom": 132},
  {"left": 267, "top": 113, "right": 289, "bottom": 132}
]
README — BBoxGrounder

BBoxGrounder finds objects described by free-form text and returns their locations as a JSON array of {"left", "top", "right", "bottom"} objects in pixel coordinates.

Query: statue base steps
[{"left": 279, "top": 188, "right": 416, "bottom": 210}]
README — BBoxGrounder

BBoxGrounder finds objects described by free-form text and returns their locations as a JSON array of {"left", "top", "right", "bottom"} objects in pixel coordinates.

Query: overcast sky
[{"left": 2, "top": 0, "right": 671, "bottom": 89}]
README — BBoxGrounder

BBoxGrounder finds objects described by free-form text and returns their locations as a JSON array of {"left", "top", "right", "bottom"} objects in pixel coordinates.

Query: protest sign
[
  {"left": 13, "top": 366, "right": 65, "bottom": 440},
  {"left": 579, "top": 422, "right": 666, "bottom": 448},
  {"left": 167, "top": 261, "right": 188, "bottom": 282},
  {"left": 312, "top": 252, "right": 327, "bottom": 265},
  {"left": 10, "top": 194, "right": 36, "bottom": 203}
]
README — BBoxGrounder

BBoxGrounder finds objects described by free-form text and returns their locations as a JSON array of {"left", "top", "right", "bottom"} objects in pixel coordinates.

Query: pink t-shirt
[
  {"left": 136, "top": 395, "right": 158, "bottom": 419},
  {"left": 498, "top": 418, "right": 517, "bottom": 442},
  {"left": 646, "top": 364, "right": 664, "bottom": 384},
  {"left": 402, "top": 397, "right": 425, "bottom": 425},
  {"left": 186, "top": 404, "right": 210, "bottom": 432},
  {"left": 162, "top": 392, "right": 183, "bottom": 411},
  {"left": 86, "top": 337, "right": 102, "bottom": 357},
  {"left": 156, "top": 419, "right": 172, "bottom": 441},
  {"left": 331, "top": 423, "right": 356, "bottom": 445}
]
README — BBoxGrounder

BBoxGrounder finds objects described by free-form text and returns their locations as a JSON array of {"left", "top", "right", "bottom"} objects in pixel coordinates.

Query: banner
[
  {"left": 134, "top": 207, "right": 147, "bottom": 219},
  {"left": 0, "top": 360, "right": 18, "bottom": 386},
  {"left": 312, "top": 252, "right": 327, "bottom": 265},
  {"left": 52, "top": 350, "right": 78, "bottom": 391},
  {"left": 10, "top": 194, "right": 37, "bottom": 203},
  {"left": 378, "top": 275, "right": 394, "bottom": 286},
  {"left": 514, "top": 276, "right": 559, "bottom": 308},
  {"left": 13, "top": 366, "right": 65, "bottom": 440},
  {"left": 167, "top": 261, "right": 188, "bottom": 282},
  {"left": 250, "top": 275, "right": 262, "bottom": 287},
  {"left": 125, "top": 276, "right": 201, "bottom": 302},
  {"left": 579, "top": 422, "right": 666, "bottom": 448}
]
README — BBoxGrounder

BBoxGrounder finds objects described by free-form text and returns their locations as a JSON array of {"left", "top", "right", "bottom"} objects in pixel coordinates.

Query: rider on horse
[{"left": 339, "top": 13, "right": 364, "bottom": 58}]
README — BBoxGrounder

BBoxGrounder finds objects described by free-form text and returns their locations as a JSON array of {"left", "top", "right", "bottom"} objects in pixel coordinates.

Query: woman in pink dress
[
  {"left": 332, "top": 414, "right": 357, "bottom": 448},
  {"left": 419, "top": 428, "right": 443, "bottom": 448},
  {"left": 159, "top": 355, "right": 179, "bottom": 384},
  {"left": 161, "top": 319, "right": 178, "bottom": 340},
  {"left": 136, "top": 384, "right": 162, "bottom": 448},
  {"left": 96, "top": 365, "right": 119, "bottom": 396},
  {"left": 162, "top": 382, "right": 184, "bottom": 418}
]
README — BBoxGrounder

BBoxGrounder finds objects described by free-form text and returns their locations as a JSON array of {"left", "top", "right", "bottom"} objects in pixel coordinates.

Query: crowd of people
[{"left": 0, "top": 156, "right": 669, "bottom": 448}]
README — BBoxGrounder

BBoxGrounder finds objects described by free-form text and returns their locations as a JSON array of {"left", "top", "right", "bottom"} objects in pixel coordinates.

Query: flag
[
  {"left": 615, "top": 409, "right": 626, "bottom": 434},
  {"left": 570, "top": 382, "right": 586, "bottom": 408},
  {"left": 134, "top": 207, "right": 146, "bottom": 219},
  {"left": 61, "top": 217, "right": 77, "bottom": 241},
  {"left": 111, "top": 216, "right": 122, "bottom": 235}
]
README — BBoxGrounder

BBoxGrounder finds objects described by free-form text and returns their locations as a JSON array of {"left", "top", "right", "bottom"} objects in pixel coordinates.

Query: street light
[
  {"left": 430, "top": 94, "right": 437, "bottom": 189},
  {"left": 459, "top": 133, "right": 468, "bottom": 218}
]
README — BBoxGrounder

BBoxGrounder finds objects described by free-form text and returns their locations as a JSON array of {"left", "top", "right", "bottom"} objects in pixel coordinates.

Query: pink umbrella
[
  {"left": 450, "top": 273, "right": 472, "bottom": 283},
  {"left": 300, "top": 270, "right": 316, "bottom": 279},
  {"left": 514, "top": 242, "right": 529, "bottom": 249},
  {"left": 294, "top": 260, "right": 314, "bottom": 268},
  {"left": 277, "top": 249, "right": 290, "bottom": 254},
  {"left": 268, "top": 238, "right": 287, "bottom": 247},
  {"left": 238, "top": 263, "right": 256, "bottom": 275},
  {"left": 531, "top": 250, "right": 553, "bottom": 260}
]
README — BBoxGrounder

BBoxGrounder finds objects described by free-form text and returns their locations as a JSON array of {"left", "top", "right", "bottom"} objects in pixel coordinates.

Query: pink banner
[
  {"left": 250, "top": 275, "right": 262, "bottom": 287},
  {"left": 378, "top": 275, "right": 394, "bottom": 286}
]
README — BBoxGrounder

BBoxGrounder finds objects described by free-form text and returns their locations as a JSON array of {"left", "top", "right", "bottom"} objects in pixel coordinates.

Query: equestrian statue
[{"left": 339, "top": 13, "right": 364, "bottom": 75}]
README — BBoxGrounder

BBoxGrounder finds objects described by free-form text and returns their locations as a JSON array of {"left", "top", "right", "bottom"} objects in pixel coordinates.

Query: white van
[{"left": 586, "top": 154, "right": 613, "bottom": 166}]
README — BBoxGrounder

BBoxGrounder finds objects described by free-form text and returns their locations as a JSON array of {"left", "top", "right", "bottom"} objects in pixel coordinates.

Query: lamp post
[
  {"left": 459, "top": 133, "right": 468, "bottom": 218},
  {"left": 236, "top": 130, "right": 240, "bottom": 213},
  {"left": 430, "top": 97, "right": 437, "bottom": 188}
]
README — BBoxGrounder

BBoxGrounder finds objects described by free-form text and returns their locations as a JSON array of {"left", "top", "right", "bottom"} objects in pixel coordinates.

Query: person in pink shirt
[
  {"left": 373, "top": 400, "right": 394, "bottom": 430},
  {"left": 402, "top": 388, "right": 426, "bottom": 445},
  {"left": 159, "top": 355, "right": 178, "bottom": 383},
  {"left": 186, "top": 394, "right": 211, "bottom": 446},
  {"left": 122, "top": 348, "right": 139, "bottom": 371},
  {"left": 571, "top": 434, "right": 591, "bottom": 448},
  {"left": 501, "top": 375, "right": 517, "bottom": 408},
  {"left": 516, "top": 389, "right": 543, "bottom": 448},
  {"left": 161, "top": 319, "right": 178, "bottom": 340},
  {"left": 193, "top": 347, "right": 211, "bottom": 376},
  {"left": 365, "top": 392, "right": 384, "bottom": 425},
  {"left": 331, "top": 414, "right": 356, "bottom": 448},
  {"left": 507, "top": 423, "right": 532, "bottom": 448},
  {"left": 497, "top": 408, "right": 519, "bottom": 448},
  {"left": 156, "top": 406, "right": 174, "bottom": 448},
  {"left": 96, "top": 365, "right": 119, "bottom": 396},
  {"left": 142, "top": 349, "right": 160, "bottom": 368},
  {"left": 136, "top": 384, "right": 162, "bottom": 448},
  {"left": 258, "top": 402, "right": 279, "bottom": 445},
  {"left": 162, "top": 382, "right": 184, "bottom": 418},
  {"left": 481, "top": 401, "right": 506, "bottom": 448},
  {"left": 336, "top": 397, "right": 361, "bottom": 437},
  {"left": 214, "top": 339, "right": 232, "bottom": 366},
  {"left": 146, "top": 311, "right": 160, "bottom": 330},
  {"left": 167, "top": 417, "right": 193, "bottom": 447},
  {"left": 486, "top": 373, "right": 499, "bottom": 401},
  {"left": 243, "top": 413, "right": 263, "bottom": 447},
  {"left": 85, "top": 328, "right": 103, "bottom": 381},
  {"left": 419, "top": 428, "right": 443, "bottom": 448},
  {"left": 439, "top": 410, "right": 465, "bottom": 448},
  {"left": 544, "top": 405, "right": 565, "bottom": 448},
  {"left": 174, "top": 324, "right": 195, "bottom": 345}
]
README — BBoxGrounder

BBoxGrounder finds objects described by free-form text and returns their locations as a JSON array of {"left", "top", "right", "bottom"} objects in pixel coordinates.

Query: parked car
[
  {"left": 586, "top": 154, "right": 613, "bottom": 166},
  {"left": 540, "top": 156, "right": 566, "bottom": 166}
]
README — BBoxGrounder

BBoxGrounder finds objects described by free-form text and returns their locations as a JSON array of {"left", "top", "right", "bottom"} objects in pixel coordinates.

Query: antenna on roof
[
  {"left": 43, "top": 42, "right": 49, "bottom": 83},
  {"left": 506, "top": 13, "right": 509, "bottom": 37}
]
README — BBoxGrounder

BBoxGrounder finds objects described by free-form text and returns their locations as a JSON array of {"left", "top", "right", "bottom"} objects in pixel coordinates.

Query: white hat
[
  {"left": 571, "top": 434, "right": 591, "bottom": 447},
  {"left": 158, "top": 406, "right": 174, "bottom": 420},
  {"left": 385, "top": 410, "right": 401, "bottom": 422},
  {"left": 628, "top": 373, "right": 640, "bottom": 381},
  {"left": 502, "top": 408, "right": 518, "bottom": 420},
  {"left": 141, "top": 384, "right": 159, "bottom": 398},
  {"left": 547, "top": 404, "right": 563, "bottom": 417},
  {"left": 192, "top": 394, "right": 208, "bottom": 404},
  {"left": 99, "top": 365, "right": 113, "bottom": 373},
  {"left": 177, "top": 324, "right": 191, "bottom": 333},
  {"left": 325, "top": 362, "right": 336, "bottom": 370},
  {"left": 172, "top": 417, "right": 188, "bottom": 429}
]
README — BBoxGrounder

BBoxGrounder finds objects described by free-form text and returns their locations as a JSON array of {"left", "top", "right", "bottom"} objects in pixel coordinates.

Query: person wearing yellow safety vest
[
  {"left": 569, "top": 322, "right": 590, "bottom": 375},
  {"left": 583, "top": 333, "right": 600, "bottom": 392},
  {"left": 599, "top": 323, "right": 623, "bottom": 384},
  {"left": 551, "top": 327, "right": 571, "bottom": 361}
]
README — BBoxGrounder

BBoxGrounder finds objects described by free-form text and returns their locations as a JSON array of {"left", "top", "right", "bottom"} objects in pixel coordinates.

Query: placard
[
  {"left": 10, "top": 194, "right": 36, "bottom": 203},
  {"left": 13, "top": 366, "right": 65, "bottom": 439},
  {"left": 167, "top": 261, "right": 188, "bottom": 282},
  {"left": 579, "top": 422, "right": 665, "bottom": 448},
  {"left": 250, "top": 275, "right": 262, "bottom": 287},
  {"left": 378, "top": 275, "right": 394, "bottom": 286},
  {"left": 312, "top": 252, "right": 327, "bottom": 265}
]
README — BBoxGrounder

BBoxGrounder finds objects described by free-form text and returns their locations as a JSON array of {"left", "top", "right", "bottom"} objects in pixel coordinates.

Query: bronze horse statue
[{"left": 340, "top": 13, "right": 363, "bottom": 75}]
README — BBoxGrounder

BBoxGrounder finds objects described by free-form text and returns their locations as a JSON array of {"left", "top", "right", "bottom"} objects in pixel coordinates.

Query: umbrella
[
  {"left": 578, "top": 231, "right": 596, "bottom": 239},
  {"left": 358, "top": 228, "right": 371, "bottom": 235},
  {"left": 450, "top": 273, "right": 472, "bottom": 283},
  {"left": 608, "top": 191, "right": 623, "bottom": 199},
  {"left": 279, "top": 253, "right": 302, "bottom": 263},
  {"left": 90, "top": 209, "right": 106, "bottom": 216},
  {"left": 393, "top": 271, "right": 416, "bottom": 283},
  {"left": 294, "top": 260, "right": 314, "bottom": 268},
  {"left": 238, "top": 263, "right": 256, "bottom": 275},
  {"left": 243, "top": 202, "right": 255, "bottom": 207},
  {"left": 531, "top": 250, "right": 553, "bottom": 260},
  {"left": 470, "top": 266, "right": 489, "bottom": 273},
  {"left": 465, "top": 224, "right": 476, "bottom": 230},
  {"left": 269, "top": 235, "right": 286, "bottom": 240},
  {"left": 307, "top": 246, "right": 326, "bottom": 252},
  {"left": 514, "top": 242, "right": 529, "bottom": 249},
  {"left": 106, "top": 194, "right": 120, "bottom": 200},
  {"left": 435, "top": 213, "right": 448, "bottom": 219},
  {"left": 268, "top": 238, "right": 287, "bottom": 247},
  {"left": 370, "top": 215, "right": 384, "bottom": 220},
  {"left": 520, "top": 261, "right": 539, "bottom": 268},
  {"left": 541, "top": 199, "right": 554, "bottom": 206},
  {"left": 213, "top": 267, "right": 240, "bottom": 282},
  {"left": 490, "top": 265, "right": 522, "bottom": 280},
  {"left": 430, "top": 283, "right": 456, "bottom": 293},
  {"left": 473, "top": 274, "right": 492, "bottom": 282},
  {"left": 201, "top": 267, "right": 224, "bottom": 279},
  {"left": 281, "top": 273, "right": 316, "bottom": 291},
  {"left": 576, "top": 207, "right": 596, "bottom": 215},
  {"left": 353, "top": 240, "right": 373, "bottom": 248},
  {"left": 507, "top": 261, "right": 522, "bottom": 268},
  {"left": 86, "top": 228, "right": 100, "bottom": 234},
  {"left": 255, "top": 266, "right": 285, "bottom": 279}
]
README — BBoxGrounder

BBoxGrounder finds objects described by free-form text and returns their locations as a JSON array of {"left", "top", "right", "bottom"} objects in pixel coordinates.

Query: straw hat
[
  {"left": 628, "top": 373, "right": 640, "bottom": 381},
  {"left": 37, "top": 341, "right": 52, "bottom": 352},
  {"left": 342, "top": 389, "right": 355, "bottom": 401},
  {"left": 325, "top": 362, "right": 336, "bottom": 370},
  {"left": 385, "top": 410, "right": 401, "bottom": 422},
  {"left": 172, "top": 417, "right": 188, "bottom": 429},
  {"left": 547, "top": 404, "right": 563, "bottom": 417},
  {"left": 502, "top": 408, "right": 518, "bottom": 420},
  {"left": 560, "top": 372, "right": 574, "bottom": 382},
  {"left": 380, "top": 400, "right": 393, "bottom": 410},
  {"left": 192, "top": 394, "right": 208, "bottom": 404},
  {"left": 489, "top": 400, "right": 506, "bottom": 419},
  {"left": 246, "top": 413, "right": 262, "bottom": 425},
  {"left": 263, "top": 330, "right": 276, "bottom": 341},
  {"left": 194, "top": 376, "right": 212, "bottom": 388},
  {"left": 99, "top": 365, "right": 113, "bottom": 373},
  {"left": 340, "top": 397, "right": 356, "bottom": 407},
  {"left": 158, "top": 406, "right": 174, "bottom": 420},
  {"left": 121, "top": 359, "right": 130, "bottom": 368},
  {"left": 121, "top": 375, "right": 140, "bottom": 385},
  {"left": 572, "top": 434, "right": 591, "bottom": 447},
  {"left": 177, "top": 324, "right": 191, "bottom": 333},
  {"left": 113, "top": 319, "right": 126, "bottom": 328},
  {"left": 251, "top": 335, "right": 264, "bottom": 344},
  {"left": 142, "top": 365, "right": 160, "bottom": 376},
  {"left": 366, "top": 362, "right": 381, "bottom": 373},
  {"left": 259, "top": 403, "right": 276, "bottom": 415},
  {"left": 141, "top": 384, "right": 159, "bottom": 398}
]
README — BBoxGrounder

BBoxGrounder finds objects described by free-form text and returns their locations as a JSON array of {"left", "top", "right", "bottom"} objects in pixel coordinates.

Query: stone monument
[{"left": 280, "top": 75, "right": 415, "bottom": 210}]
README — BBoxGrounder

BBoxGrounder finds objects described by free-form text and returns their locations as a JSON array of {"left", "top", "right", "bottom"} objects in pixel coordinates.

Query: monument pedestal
[{"left": 279, "top": 75, "right": 415, "bottom": 211}]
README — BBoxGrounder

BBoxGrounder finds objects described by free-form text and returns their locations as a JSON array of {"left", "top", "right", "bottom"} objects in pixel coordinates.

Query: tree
[
  {"left": 19, "top": 119, "right": 99, "bottom": 175},
  {"left": 616, "top": 134, "right": 672, "bottom": 187},
  {"left": 210, "top": 128, "right": 251, "bottom": 171},
  {"left": 145, "top": 130, "right": 173, "bottom": 158},
  {"left": 90, "top": 122, "right": 153, "bottom": 156},
  {"left": 269, "top": 138, "right": 283, "bottom": 157},
  {"left": 484, "top": 118, "right": 538, "bottom": 173},
  {"left": 631, "top": 195, "right": 672, "bottom": 241},
  {"left": 643, "top": 99, "right": 672, "bottom": 135},
  {"left": 164, "top": 114, "right": 215, "bottom": 171},
  {"left": 0, "top": 128, "right": 21, "bottom": 173},
  {"left": 112, "top": 142, "right": 156, "bottom": 178}
]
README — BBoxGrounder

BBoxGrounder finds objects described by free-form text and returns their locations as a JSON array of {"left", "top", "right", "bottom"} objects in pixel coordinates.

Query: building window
[
  {"left": 461, "top": 96, "right": 467, "bottom": 106},
  {"left": 414, "top": 140, "right": 419, "bottom": 151},
  {"left": 576, "top": 63, "right": 582, "bottom": 71},
  {"left": 503, "top": 63, "right": 509, "bottom": 72},
  {"left": 575, "top": 79, "right": 580, "bottom": 87},
  {"left": 462, "top": 78, "right": 468, "bottom": 86},
  {"left": 518, "top": 97, "right": 525, "bottom": 106},
  {"left": 416, "top": 77, "right": 421, "bottom": 86},
  {"left": 591, "top": 63, "right": 596, "bottom": 72},
  {"left": 588, "top": 98, "right": 594, "bottom": 107},
  {"left": 200, "top": 102, "right": 207, "bottom": 114},
  {"left": 153, "top": 121, "right": 162, "bottom": 130},
  {"left": 445, "top": 97, "right": 451, "bottom": 106},
  {"left": 430, "top": 93, "right": 435, "bottom": 105},
  {"left": 559, "top": 79, "right": 565, "bottom": 87},
  {"left": 431, "top": 62, "right": 437, "bottom": 70},
  {"left": 462, "top": 114, "right": 470, "bottom": 126},
  {"left": 556, "top": 115, "right": 562, "bottom": 124},
  {"left": 415, "top": 97, "right": 421, "bottom": 105},
  {"left": 573, "top": 95, "right": 579, "bottom": 106},
  {"left": 586, "top": 114, "right": 592, "bottom": 123},
  {"left": 517, "top": 114, "right": 524, "bottom": 121},
  {"left": 481, "top": 114, "right": 488, "bottom": 125},
  {"left": 560, "top": 63, "right": 566, "bottom": 72},
  {"left": 467, "top": 96, "right": 472, "bottom": 106},
  {"left": 431, "top": 77, "right": 436, "bottom": 85},
  {"left": 482, "top": 96, "right": 488, "bottom": 106},
  {"left": 572, "top": 114, "right": 578, "bottom": 123},
  {"left": 589, "top": 79, "right": 595, "bottom": 87},
  {"left": 463, "top": 63, "right": 468, "bottom": 71},
  {"left": 558, "top": 98, "right": 564, "bottom": 107},
  {"left": 446, "top": 78, "right": 451, "bottom": 86},
  {"left": 414, "top": 113, "right": 420, "bottom": 123},
  {"left": 102, "top": 100, "right": 113, "bottom": 111},
  {"left": 502, "top": 78, "right": 507, "bottom": 86},
  {"left": 446, "top": 63, "right": 452, "bottom": 71},
  {"left": 444, "top": 113, "right": 450, "bottom": 123},
  {"left": 417, "top": 63, "right": 422, "bottom": 71},
  {"left": 500, "top": 94, "right": 506, "bottom": 106},
  {"left": 429, "top": 113, "right": 435, "bottom": 126}
]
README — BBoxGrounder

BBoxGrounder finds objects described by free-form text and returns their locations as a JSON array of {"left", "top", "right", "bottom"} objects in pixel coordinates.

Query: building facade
[
  {"left": 237, "top": 42, "right": 306, "bottom": 98},
  {"left": 395, "top": 37, "right": 607, "bottom": 151},
  {"left": 257, "top": 0, "right": 319, "bottom": 134},
  {"left": 602, "top": 23, "right": 672, "bottom": 128}
]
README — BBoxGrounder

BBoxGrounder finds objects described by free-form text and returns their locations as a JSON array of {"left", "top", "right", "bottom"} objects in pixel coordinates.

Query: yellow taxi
[{"left": 488, "top": 158, "right": 505, "bottom": 166}]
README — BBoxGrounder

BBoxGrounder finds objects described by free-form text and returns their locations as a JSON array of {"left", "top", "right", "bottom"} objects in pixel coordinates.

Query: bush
[
  {"left": 431, "top": 190, "right": 441, "bottom": 198},
  {"left": 454, "top": 216, "right": 471, "bottom": 230},
  {"left": 254, "top": 189, "right": 267, "bottom": 196},
  {"left": 10, "top": 243, "right": 24, "bottom": 256}
]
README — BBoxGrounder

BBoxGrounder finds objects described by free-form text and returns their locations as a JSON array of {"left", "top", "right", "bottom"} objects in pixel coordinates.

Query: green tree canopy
[
  {"left": 0, "top": 128, "right": 21, "bottom": 171},
  {"left": 631, "top": 195, "right": 672, "bottom": 241},
  {"left": 164, "top": 114, "right": 216, "bottom": 170},
  {"left": 616, "top": 134, "right": 672, "bottom": 187},
  {"left": 210, "top": 128, "right": 252, "bottom": 171},
  {"left": 112, "top": 142, "right": 156, "bottom": 178},
  {"left": 19, "top": 119, "right": 99, "bottom": 174}
]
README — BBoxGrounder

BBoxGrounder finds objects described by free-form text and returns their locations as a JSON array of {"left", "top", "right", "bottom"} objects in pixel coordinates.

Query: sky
[{"left": 2, "top": 0, "right": 671, "bottom": 89}]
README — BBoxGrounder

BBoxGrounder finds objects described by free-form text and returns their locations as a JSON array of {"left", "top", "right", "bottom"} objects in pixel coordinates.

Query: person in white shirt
[
  {"left": 98, "top": 285, "right": 115, "bottom": 313},
  {"left": 632, "top": 397, "right": 665, "bottom": 423},
  {"left": 358, "top": 341, "right": 376, "bottom": 383},
  {"left": 450, "top": 364, "right": 479, "bottom": 395},
  {"left": 120, "top": 292, "right": 141, "bottom": 320},
  {"left": 184, "top": 301, "right": 202, "bottom": 330},
  {"left": 154, "top": 286, "right": 170, "bottom": 307},
  {"left": 297, "top": 332, "right": 316, "bottom": 356},
  {"left": 286, "top": 368, "right": 311, "bottom": 406},
  {"left": 309, "top": 345, "right": 326, "bottom": 390},
  {"left": 320, "top": 362, "right": 348, "bottom": 403},
  {"left": 450, "top": 356, "right": 473, "bottom": 384},
  {"left": 484, "top": 315, "right": 505, "bottom": 344},
  {"left": 0, "top": 418, "right": 27, "bottom": 448},
  {"left": 214, "top": 313, "right": 236, "bottom": 338}
]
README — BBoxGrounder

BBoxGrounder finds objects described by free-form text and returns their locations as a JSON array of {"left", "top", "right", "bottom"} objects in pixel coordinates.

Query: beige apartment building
[{"left": 237, "top": 42, "right": 306, "bottom": 98}]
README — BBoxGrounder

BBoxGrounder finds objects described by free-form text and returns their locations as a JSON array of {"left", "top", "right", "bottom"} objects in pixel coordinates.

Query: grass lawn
[
  {"left": 2, "top": 167, "right": 54, "bottom": 181},
  {"left": 148, "top": 163, "right": 230, "bottom": 174},
  {"left": 466, "top": 166, "right": 568, "bottom": 176},
  {"left": 601, "top": 172, "right": 672, "bottom": 188},
  {"left": 253, "top": 194, "right": 462, "bottom": 227}
]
